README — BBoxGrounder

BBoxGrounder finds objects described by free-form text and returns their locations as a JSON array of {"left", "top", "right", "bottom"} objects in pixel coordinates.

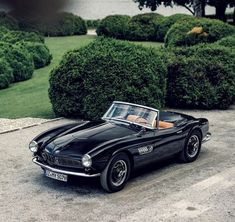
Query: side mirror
[{"left": 137, "top": 127, "right": 146, "bottom": 137}]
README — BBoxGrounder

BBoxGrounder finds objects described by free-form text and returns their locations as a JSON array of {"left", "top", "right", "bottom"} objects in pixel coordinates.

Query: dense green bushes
[
  {"left": 20, "top": 42, "right": 52, "bottom": 69},
  {"left": 0, "top": 42, "right": 34, "bottom": 82},
  {"left": 166, "top": 44, "right": 235, "bottom": 109},
  {"left": 49, "top": 38, "right": 167, "bottom": 119},
  {"left": 96, "top": 13, "right": 164, "bottom": 41},
  {"left": 96, "top": 13, "right": 217, "bottom": 43},
  {"left": 86, "top": 19, "right": 101, "bottom": 28},
  {"left": 0, "top": 12, "right": 19, "bottom": 30},
  {"left": 0, "top": 58, "right": 14, "bottom": 90},
  {"left": 97, "top": 13, "right": 235, "bottom": 45},
  {"left": 0, "top": 30, "right": 44, "bottom": 44},
  {"left": 15, "top": 12, "right": 87, "bottom": 36},
  {"left": 0, "top": 25, "right": 52, "bottom": 90},
  {"left": 156, "top": 14, "right": 193, "bottom": 42},
  {"left": 126, "top": 13, "right": 163, "bottom": 41},
  {"left": 165, "top": 18, "right": 235, "bottom": 47},
  {"left": 96, "top": 15, "right": 131, "bottom": 39}
]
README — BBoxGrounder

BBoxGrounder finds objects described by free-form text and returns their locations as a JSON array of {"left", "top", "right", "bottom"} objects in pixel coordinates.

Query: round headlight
[
  {"left": 29, "top": 141, "right": 38, "bottom": 153},
  {"left": 82, "top": 154, "right": 92, "bottom": 168}
]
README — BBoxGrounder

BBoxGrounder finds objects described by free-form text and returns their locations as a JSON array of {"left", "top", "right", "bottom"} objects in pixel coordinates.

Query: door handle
[{"left": 176, "top": 130, "right": 182, "bottom": 134}]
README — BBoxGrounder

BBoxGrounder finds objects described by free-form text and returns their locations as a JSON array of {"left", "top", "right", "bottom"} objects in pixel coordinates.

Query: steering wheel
[{"left": 135, "top": 116, "right": 151, "bottom": 126}]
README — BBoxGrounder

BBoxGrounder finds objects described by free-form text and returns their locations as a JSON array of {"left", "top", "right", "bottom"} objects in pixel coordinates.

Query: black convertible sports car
[{"left": 29, "top": 101, "right": 211, "bottom": 192}]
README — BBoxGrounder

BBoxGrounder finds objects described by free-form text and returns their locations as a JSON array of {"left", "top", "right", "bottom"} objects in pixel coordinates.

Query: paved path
[{"left": 0, "top": 108, "right": 234, "bottom": 222}]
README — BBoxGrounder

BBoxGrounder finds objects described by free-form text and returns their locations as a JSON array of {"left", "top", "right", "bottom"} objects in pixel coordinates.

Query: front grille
[{"left": 41, "top": 152, "right": 82, "bottom": 168}]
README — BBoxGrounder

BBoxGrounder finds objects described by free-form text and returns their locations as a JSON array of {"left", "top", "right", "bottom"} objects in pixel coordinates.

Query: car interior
[{"left": 126, "top": 114, "right": 175, "bottom": 129}]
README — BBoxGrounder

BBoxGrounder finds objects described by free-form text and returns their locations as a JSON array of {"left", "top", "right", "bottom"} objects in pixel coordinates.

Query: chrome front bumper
[
  {"left": 202, "top": 132, "right": 211, "bottom": 143},
  {"left": 32, "top": 158, "right": 100, "bottom": 178}
]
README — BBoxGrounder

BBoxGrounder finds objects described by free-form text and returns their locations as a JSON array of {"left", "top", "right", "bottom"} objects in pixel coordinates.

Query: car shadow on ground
[{"left": 32, "top": 150, "right": 208, "bottom": 195}]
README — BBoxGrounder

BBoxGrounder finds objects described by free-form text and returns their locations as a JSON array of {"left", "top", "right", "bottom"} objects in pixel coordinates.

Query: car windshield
[{"left": 103, "top": 101, "right": 158, "bottom": 129}]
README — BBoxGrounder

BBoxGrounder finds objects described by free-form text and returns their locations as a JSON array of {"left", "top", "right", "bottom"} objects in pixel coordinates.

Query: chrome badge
[{"left": 138, "top": 145, "right": 153, "bottom": 155}]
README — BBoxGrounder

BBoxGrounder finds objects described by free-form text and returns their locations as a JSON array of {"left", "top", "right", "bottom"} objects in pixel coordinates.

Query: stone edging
[{"left": 0, "top": 118, "right": 64, "bottom": 135}]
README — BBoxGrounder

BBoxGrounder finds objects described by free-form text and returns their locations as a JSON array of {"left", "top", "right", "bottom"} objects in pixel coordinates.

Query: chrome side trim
[
  {"left": 202, "top": 132, "right": 211, "bottom": 143},
  {"left": 32, "top": 158, "right": 100, "bottom": 178}
]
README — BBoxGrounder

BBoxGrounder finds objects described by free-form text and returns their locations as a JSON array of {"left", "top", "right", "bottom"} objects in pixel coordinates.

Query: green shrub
[
  {"left": 0, "top": 42, "right": 34, "bottom": 82},
  {"left": 49, "top": 38, "right": 167, "bottom": 119},
  {"left": 19, "top": 42, "right": 52, "bottom": 69},
  {"left": 0, "top": 30, "right": 44, "bottom": 44},
  {"left": 96, "top": 15, "right": 131, "bottom": 39},
  {"left": 16, "top": 12, "right": 87, "bottom": 36},
  {"left": 86, "top": 19, "right": 100, "bottom": 28},
  {"left": 126, "top": 13, "right": 163, "bottom": 41},
  {"left": 0, "top": 58, "right": 14, "bottom": 90},
  {"left": 216, "top": 35, "right": 235, "bottom": 48},
  {"left": 166, "top": 44, "right": 235, "bottom": 109},
  {"left": 165, "top": 18, "right": 235, "bottom": 47},
  {"left": 0, "top": 25, "right": 9, "bottom": 34},
  {"left": 0, "top": 12, "right": 19, "bottom": 30},
  {"left": 156, "top": 14, "right": 193, "bottom": 42}
]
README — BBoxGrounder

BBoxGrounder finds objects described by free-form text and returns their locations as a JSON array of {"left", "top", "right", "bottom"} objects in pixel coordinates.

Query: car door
[{"left": 132, "top": 126, "right": 186, "bottom": 168}]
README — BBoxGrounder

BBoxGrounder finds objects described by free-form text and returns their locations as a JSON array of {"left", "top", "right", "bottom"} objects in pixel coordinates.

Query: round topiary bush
[
  {"left": 166, "top": 44, "right": 235, "bottom": 109},
  {"left": 126, "top": 13, "right": 163, "bottom": 41},
  {"left": 49, "top": 38, "right": 167, "bottom": 119},
  {"left": 0, "top": 30, "right": 44, "bottom": 44},
  {"left": 96, "top": 15, "right": 131, "bottom": 39},
  {"left": 19, "top": 42, "right": 52, "bottom": 69},
  {"left": 0, "top": 42, "right": 34, "bottom": 82},
  {"left": 165, "top": 18, "right": 235, "bottom": 47},
  {"left": 0, "top": 58, "right": 14, "bottom": 90},
  {"left": 0, "top": 11, "right": 19, "bottom": 30},
  {"left": 156, "top": 14, "right": 193, "bottom": 42}
]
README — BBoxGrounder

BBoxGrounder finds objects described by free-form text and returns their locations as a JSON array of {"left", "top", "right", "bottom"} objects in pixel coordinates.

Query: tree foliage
[{"left": 134, "top": 0, "right": 235, "bottom": 21}]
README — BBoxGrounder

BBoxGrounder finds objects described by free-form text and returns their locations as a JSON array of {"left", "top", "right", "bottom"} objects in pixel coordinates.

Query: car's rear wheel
[
  {"left": 100, "top": 153, "right": 131, "bottom": 192},
  {"left": 179, "top": 130, "right": 202, "bottom": 163}
]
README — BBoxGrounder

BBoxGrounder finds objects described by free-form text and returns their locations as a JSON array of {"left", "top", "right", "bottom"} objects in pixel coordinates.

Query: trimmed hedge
[
  {"left": 49, "top": 38, "right": 167, "bottom": 119},
  {"left": 15, "top": 12, "right": 87, "bottom": 36},
  {"left": 0, "top": 42, "right": 34, "bottom": 82},
  {"left": 0, "top": 58, "right": 14, "bottom": 90},
  {"left": 126, "top": 13, "right": 163, "bottom": 41},
  {"left": 156, "top": 14, "right": 193, "bottom": 42},
  {"left": 0, "top": 30, "right": 44, "bottom": 44},
  {"left": 165, "top": 18, "right": 235, "bottom": 47},
  {"left": 96, "top": 15, "right": 131, "bottom": 39},
  {"left": 166, "top": 44, "right": 235, "bottom": 109},
  {"left": 0, "top": 11, "right": 19, "bottom": 30},
  {"left": 19, "top": 42, "right": 52, "bottom": 69}
]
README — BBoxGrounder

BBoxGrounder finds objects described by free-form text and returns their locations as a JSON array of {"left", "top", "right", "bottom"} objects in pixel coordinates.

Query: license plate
[{"left": 45, "top": 170, "right": 68, "bottom": 182}]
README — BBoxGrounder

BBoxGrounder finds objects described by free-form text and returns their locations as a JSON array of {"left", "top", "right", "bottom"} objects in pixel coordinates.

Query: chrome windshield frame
[{"left": 102, "top": 101, "right": 159, "bottom": 130}]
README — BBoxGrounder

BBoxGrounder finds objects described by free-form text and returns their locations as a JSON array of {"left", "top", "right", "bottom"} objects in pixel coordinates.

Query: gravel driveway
[{"left": 0, "top": 107, "right": 234, "bottom": 222}]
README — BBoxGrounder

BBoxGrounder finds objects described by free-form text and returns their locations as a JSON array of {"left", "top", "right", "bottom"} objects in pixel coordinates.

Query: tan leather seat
[{"left": 154, "top": 120, "right": 174, "bottom": 129}]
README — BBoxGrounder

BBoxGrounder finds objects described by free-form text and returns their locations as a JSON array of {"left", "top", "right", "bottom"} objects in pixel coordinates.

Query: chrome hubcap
[
  {"left": 187, "top": 135, "right": 200, "bottom": 158},
  {"left": 111, "top": 160, "right": 127, "bottom": 186}
]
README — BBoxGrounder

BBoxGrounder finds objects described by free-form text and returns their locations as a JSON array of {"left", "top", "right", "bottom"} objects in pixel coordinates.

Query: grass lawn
[{"left": 0, "top": 35, "right": 163, "bottom": 119}]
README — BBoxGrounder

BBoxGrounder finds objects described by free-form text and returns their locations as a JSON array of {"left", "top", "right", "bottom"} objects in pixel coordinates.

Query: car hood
[{"left": 44, "top": 121, "right": 137, "bottom": 156}]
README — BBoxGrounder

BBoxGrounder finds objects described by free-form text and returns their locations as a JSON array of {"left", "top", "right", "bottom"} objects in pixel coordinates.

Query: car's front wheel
[{"left": 100, "top": 153, "right": 131, "bottom": 192}]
